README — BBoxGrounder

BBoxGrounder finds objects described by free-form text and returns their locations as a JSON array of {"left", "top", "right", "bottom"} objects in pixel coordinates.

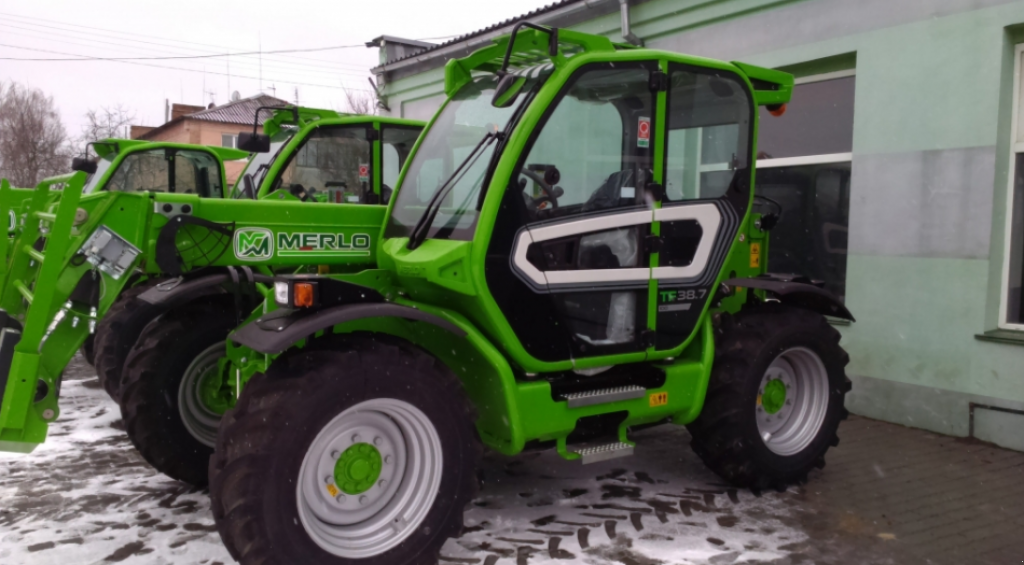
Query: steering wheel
[
  {"left": 519, "top": 168, "right": 562, "bottom": 211},
  {"left": 288, "top": 183, "right": 316, "bottom": 202}
]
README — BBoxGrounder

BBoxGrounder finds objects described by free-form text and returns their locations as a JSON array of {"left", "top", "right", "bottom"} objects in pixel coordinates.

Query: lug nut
[
  {"left": 336, "top": 494, "right": 346, "bottom": 503},
  {"left": 359, "top": 495, "right": 368, "bottom": 505},
  {"left": 352, "top": 434, "right": 362, "bottom": 443},
  {"left": 384, "top": 455, "right": 392, "bottom": 464},
  {"left": 378, "top": 480, "right": 387, "bottom": 489},
  {"left": 331, "top": 450, "right": 340, "bottom": 459},
  {"left": 373, "top": 436, "right": 383, "bottom": 446},
  {"left": 324, "top": 475, "right": 332, "bottom": 484}
]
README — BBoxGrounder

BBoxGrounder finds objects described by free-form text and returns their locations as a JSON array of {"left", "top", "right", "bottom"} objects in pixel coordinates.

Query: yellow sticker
[
  {"left": 326, "top": 483, "right": 339, "bottom": 497},
  {"left": 649, "top": 392, "right": 669, "bottom": 407},
  {"left": 750, "top": 242, "right": 761, "bottom": 269}
]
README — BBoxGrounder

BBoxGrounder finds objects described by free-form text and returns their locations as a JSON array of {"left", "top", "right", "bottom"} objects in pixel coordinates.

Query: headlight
[{"left": 274, "top": 282, "right": 289, "bottom": 305}]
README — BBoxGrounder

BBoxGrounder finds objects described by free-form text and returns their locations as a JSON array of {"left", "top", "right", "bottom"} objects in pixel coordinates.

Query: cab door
[
  {"left": 487, "top": 61, "right": 662, "bottom": 363},
  {"left": 649, "top": 63, "right": 754, "bottom": 351}
]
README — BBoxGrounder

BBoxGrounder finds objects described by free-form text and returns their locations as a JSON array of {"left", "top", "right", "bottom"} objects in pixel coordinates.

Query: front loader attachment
[{"left": 0, "top": 172, "right": 89, "bottom": 452}]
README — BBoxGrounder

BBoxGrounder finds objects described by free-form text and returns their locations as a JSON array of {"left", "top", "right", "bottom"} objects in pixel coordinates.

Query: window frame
[
  {"left": 754, "top": 69, "right": 855, "bottom": 169},
  {"left": 221, "top": 134, "right": 238, "bottom": 149},
  {"left": 998, "top": 45, "right": 1024, "bottom": 330}
]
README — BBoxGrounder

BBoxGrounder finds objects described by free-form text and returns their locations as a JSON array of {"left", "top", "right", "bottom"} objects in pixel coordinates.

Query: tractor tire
[
  {"left": 81, "top": 334, "right": 96, "bottom": 367},
  {"left": 209, "top": 333, "right": 481, "bottom": 565},
  {"left": 119, "top": 296, "right": 236, "bottom": 486},
  {"left": 687, "top": 303, "right": 851, "bottom": 491},
  {"left": 93, "top": 280, "right": 164, "bottom": 402}
]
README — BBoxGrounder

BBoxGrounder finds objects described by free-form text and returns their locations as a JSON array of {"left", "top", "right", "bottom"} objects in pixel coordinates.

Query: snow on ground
[{"left": 1, "top": 359, "right": 808, "bottom": 564}]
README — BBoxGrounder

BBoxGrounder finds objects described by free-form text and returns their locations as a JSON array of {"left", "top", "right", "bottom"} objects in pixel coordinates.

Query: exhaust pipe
[{"left": 620, "top": 0, "right": 644, "bottom": 47}]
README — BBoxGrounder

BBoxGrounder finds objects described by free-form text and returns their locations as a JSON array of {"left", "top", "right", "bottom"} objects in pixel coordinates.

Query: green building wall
[{"left": 377, "top": 0, "right": 1024, "bottom": 450}]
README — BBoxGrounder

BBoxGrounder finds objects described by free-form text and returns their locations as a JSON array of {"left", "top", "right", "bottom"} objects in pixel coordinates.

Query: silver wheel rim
[
  {"left": 297, "top": 398, "right": 443, "bottom": 559},
  {"left": 176, "top": 341, "right": 224, "bottom": 447},
  {"left": 755, "top": 347, "right": 829, "bottom": 456}
]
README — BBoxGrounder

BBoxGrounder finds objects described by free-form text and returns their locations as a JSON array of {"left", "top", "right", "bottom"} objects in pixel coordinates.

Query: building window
[
  {"left": 755, "top": 70, "right": 855, "bottom": 301},
  {"left": 221, "top": 134, "right": 238, "bottom": 148},
  {"left": 1000, "top": 47, "right": 1024, "bottom": 328}
]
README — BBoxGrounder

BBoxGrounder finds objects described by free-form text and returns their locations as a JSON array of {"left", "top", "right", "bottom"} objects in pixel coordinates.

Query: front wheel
[
  {"left": 210, "top": 334, "right": 481, "bottom": 565},
  {"left": 687, "top": 304, "right": 851, "bottom": 490}
]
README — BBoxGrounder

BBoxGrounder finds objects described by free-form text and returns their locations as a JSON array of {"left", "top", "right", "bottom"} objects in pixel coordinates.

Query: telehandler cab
[{"left": 181, "top": 24, "right": 854, "bottom": 564}]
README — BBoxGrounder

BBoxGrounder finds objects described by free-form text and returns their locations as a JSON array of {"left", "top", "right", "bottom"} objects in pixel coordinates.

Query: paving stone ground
[{"left": 0, "top": 354, "right": 1021, "bottom": 564}]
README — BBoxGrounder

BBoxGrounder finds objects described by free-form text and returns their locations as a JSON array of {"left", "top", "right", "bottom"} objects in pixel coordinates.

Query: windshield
[
  {"left": 81, "top": 155, "right": 115, "bottom": 194},
  {"left": 230, "top": 128, "right": 296, "bottom": 199},
  {"left": 385, "top": 75, "right": 537, "bottom": 241}
]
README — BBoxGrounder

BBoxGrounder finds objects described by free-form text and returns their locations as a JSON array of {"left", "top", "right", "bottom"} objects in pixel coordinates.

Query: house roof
[
  {"left": 371, "top": 0, "right": 584, "bottom": 70},
  {"left": 188, "top": 94, "right": 289, "bottom": 126},
  {"left": 135, "top": 93, "right": 289, "bottom": 141}
]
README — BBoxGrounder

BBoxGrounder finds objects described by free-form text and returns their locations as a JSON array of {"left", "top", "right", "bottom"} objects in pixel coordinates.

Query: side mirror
[
  {"left": 71, "top": 157, "right": 98, "bottom": 175},
  {"left": 238, "top": 132, "right": 271, "bottom": 153},
  {"left": 492, "top": 74, "right": 526, "bottom": 108}
]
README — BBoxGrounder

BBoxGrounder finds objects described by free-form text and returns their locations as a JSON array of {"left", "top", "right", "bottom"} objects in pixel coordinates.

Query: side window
[
  {"left": 275, "top": 127, "right": 371, "bottom": 204},
  {"left": 107, "top": 150, "right": 170, "bottom": 193},
  {"left": 755, "top": 73, "right": 855, "bottom": 301},
  {"left": 516, "top": 67, "right": 655, "bottom": 220},
  {"left": 104, "top": 149, "right": 223, "bottom": 197},
  {"left": 381, "top": 126, "right": 421, "bottom": 204},
  {"left": 664, "top": 70, "right": 751, "bottom": 201}
]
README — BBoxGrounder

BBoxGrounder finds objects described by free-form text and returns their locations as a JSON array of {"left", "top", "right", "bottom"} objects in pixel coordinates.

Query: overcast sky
[{"left": 0, "top": 0, "right": 555, "bottom": 141}]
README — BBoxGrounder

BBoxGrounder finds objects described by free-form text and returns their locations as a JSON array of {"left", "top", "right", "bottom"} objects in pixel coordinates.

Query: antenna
[
  {"left": 294, "top": 87, "right": 299, "bottom": 105},
  {"left": 258, "top": 32, "right": 263, "bottom": 94}
]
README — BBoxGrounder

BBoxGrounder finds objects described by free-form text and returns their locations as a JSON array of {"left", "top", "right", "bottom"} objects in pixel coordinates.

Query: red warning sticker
[
  {"left": 637, "top": 117, "right": 651, "bottom": 148},
  {"left": 358, "top": 164, "right": 369, "bottom": 181}
]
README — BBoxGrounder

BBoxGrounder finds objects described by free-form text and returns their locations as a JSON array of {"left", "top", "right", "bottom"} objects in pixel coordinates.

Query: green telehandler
[
  {"left": 190, "top": 24, "right": 854, "bottom": 564},
  {"left": 2, "top": 139, "right": 251, "bottom": 364},
  {"left": 0, "top": 109, "right": 424, "bottom": 488}
]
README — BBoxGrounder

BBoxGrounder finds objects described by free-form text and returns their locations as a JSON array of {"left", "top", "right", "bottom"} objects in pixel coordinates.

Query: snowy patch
[{"left": 2, "top": 358, "right": 806, "bottom": 564}]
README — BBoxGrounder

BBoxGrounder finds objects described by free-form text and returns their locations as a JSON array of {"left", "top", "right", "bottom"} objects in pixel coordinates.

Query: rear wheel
[
  {"left": 210, "top": 334, "right": 480, "bottom": 565},
  {"left": 687, "top": 304, "right": 851, "bottom": 490},
  {"left": 94, "top": 280, "right": 164, "bottom": 401},
  {"left": 119, "top": 297, "right": 236, "bottom": 486},
  {"left": 81, "top": 334, "right": 95, "bottom": 367}
]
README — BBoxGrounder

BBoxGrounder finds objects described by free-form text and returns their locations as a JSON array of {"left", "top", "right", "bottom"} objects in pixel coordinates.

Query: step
[
  {"left": 563, "top": 385, "right": 645, "bottom": 408},
  {"left": 571, "top": 442, "right": 634, "bottom": 465}
]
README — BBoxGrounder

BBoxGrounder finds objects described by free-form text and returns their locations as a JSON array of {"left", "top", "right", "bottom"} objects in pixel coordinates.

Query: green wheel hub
[
  {"left": 334, "top": 443, "right": 383, "bottom": 495},
  {"left": 761, "top": 378, "right": 787, "bottom": 415}
]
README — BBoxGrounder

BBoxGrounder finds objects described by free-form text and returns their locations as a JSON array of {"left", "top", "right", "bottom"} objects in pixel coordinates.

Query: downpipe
[{"left": 620, "top": 0, "right": 644, "bottom": 47}]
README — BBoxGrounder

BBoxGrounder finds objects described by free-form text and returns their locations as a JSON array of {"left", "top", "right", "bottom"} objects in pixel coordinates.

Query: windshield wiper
[{"left": 407, "top": 130, "right": 502, "bottom": 250}]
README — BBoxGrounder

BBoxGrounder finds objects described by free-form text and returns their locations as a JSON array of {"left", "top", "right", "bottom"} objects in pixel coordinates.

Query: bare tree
[
  {"left": 0, "top": 82, "right": 71, "bottom": 187},
  {"left": 342, "top": 88, "right": 377, "bottom": 116},
  {"left": 80, "top": 104, "right": 135, "bottom": 150}
]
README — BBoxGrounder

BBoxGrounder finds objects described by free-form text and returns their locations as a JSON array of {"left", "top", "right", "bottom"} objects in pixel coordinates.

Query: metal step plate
[
  {"left": 563, "top": 385, "right": 645, "bottom": 408},
  {"left": 571, "top": 442, "right": 635, "bottom": 465}
]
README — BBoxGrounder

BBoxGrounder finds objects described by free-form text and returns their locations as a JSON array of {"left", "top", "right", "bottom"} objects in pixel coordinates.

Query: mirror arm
[
  {"left": 497, "top": 22, "right": 558, "bottom": 76},
  {"left": 251, "top": 105, "right": 300, "bottom": 136}
]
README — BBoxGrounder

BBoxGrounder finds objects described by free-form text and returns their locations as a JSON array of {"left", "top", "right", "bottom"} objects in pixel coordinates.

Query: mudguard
[
  {"left": 725, "top": 276, "right": 855, "bottom": 321},
  {"left": 138, "top": 271, "right": 274, "bottom": 309},
  {"left": 230, "top": 302, "right": 467, "bottom": 355}
]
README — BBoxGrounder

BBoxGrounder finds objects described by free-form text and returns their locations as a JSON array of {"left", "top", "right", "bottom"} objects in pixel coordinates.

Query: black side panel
[{"left": 725, "top": 277, "right": 855, "bottom": 321}]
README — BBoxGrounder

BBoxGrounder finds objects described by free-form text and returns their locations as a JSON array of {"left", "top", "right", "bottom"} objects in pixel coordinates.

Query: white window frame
[
  {"left": 997, "top": 45, "right": 1024, "bottom": 330},
  {"left": 221, "top": 134, "right": 238, "bottom": 149}
]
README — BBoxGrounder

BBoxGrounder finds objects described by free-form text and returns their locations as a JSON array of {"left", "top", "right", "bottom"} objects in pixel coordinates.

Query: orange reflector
[
  {"left": 294, "top": 283, "right": 315, "bottom": 307},
  {"left": 768, "top": 103, "right": 787, "bottom": 117}
]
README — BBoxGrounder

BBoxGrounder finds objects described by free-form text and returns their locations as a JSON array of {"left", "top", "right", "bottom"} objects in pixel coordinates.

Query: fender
[
  {"left": 138, "top": 271, "right": 274, "bottom": 309},
  {"left": 725, "top": 276, "right": 855, "bottom": 321},
  {"left": 230, "top": 302, "right": 467, "bottom": 355}
]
